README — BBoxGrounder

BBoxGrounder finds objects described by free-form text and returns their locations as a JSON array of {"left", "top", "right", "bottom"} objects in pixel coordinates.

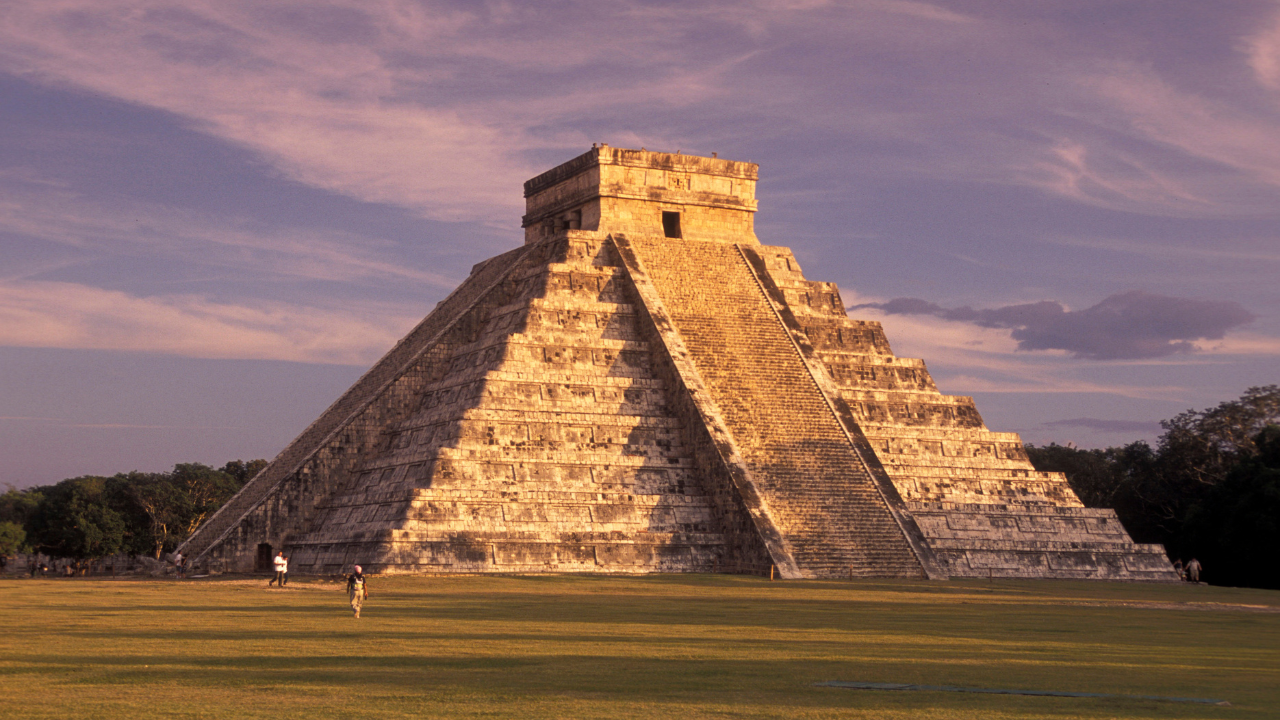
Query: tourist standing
[
  {"left": 346, "top": 565, "right": 368, "bottom": 618},
  {"left": 269, "top": 551, "right": 287, "bottom": 587},
  {"left": 1186, "top": 558, "right": 1202, "bottom": 583}
]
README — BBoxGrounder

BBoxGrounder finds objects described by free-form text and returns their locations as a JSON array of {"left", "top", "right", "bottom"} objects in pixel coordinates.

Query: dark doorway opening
[
  {"left": 662, "top": 211, "right": 682, "bottom": 238},
  {"left": 256, "top": 543, "right": 273, "bottom": 572}
]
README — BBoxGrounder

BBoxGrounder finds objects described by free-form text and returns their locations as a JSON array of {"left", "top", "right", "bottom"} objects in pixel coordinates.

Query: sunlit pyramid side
[{"left": 180, "top": 146, "right": 1178, "bottom": 581}]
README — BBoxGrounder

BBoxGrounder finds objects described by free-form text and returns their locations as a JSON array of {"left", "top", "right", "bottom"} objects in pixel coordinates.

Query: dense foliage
[
  {"left": 1027, "top": 386, "right": 1280, "bottom": 589},
  {"left": 1, "top": 459, "right": 266, "bottom": 560}
]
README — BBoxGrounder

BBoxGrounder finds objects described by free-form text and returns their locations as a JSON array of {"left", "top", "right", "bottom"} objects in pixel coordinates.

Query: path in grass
[{"left": 4, "top": 574, "right": 1278, "bottom": 719}]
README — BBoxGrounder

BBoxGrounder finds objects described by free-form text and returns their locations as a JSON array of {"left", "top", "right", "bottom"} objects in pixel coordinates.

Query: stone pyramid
[{"left": 180, "top": 147, "right": 1177, "bottom": 581}]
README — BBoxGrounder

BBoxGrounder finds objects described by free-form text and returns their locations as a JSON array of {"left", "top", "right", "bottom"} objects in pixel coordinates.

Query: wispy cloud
[
  {"left": 1082, "top": 65, "right": 1280, "bottom": 190},
  {"left": 1244, "top": 7, "right": 1280, "bottom": 91},
  {"left": 1039, "top": 233, "right": 1280, "bottom": 265},
  {"left": 0, "top": 280, "right": 417, "bottom": 364},
  {"left": 1020, "top": 136, "right": 1218, "bottom": 216},
  {"left": 0, "top": 175, "right": 459, "bottom": 288}
]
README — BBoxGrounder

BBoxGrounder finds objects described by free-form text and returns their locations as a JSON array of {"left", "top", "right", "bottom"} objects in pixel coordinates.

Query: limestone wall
[{"left": 523, "top": 145, "right": 759, "bottom": 244}]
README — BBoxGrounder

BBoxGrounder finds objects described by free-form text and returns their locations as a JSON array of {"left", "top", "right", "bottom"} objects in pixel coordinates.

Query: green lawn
[{"left": 4, "top": 573, "right": 1277, "bottom": 719}]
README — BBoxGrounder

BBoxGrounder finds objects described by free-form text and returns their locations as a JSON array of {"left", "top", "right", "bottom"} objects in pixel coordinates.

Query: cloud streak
[
  {"left": 1041, "top": 417, "right": 1162, "bottom": 435},
  {"left": 850, "top": 291, "right": 1256, "bottom": 360},
  {"left": 0, "top": 175, "right": 460, "bottom": 288},
  {"left": 1245, "top": 7, "right": 1280, "bottom": 91},
  {"left": 0, "top": 280, "right": 417, "bottom": 364}
]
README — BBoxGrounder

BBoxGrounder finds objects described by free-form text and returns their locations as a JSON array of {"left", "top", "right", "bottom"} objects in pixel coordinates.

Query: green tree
[
  {"left": 9, "top": 457, "right": 263, "bottom": 562},
  {"left": 26, "top": 477, "right": 128, "bottom": 560},
  {"left": 170, "top": 463, "right": 241, "bottom": 540},
  {"left": 1181, "top": 425, "right": 1280, "bottom": 589},
  {"left": 0, "top": 520, "right": 27, "bottom": 556},
  {"left": 1161, "top": 385, "right": 1280, "bottom": 478},
  {"left": 117, "top": 472, "right": 182, "bottom": 558},
  {"left": 116, "top": 463, "right": 248, "bottom": 558},
  {"left": 220, "top": 459, "right": 268, "bottom": 487},
  {"left": 0, "top": 486, "right": 42, "bottom": 526}
]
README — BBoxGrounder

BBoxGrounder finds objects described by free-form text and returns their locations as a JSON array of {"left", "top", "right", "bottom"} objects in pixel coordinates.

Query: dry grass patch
[{"left": 3, "top": 574, "right": 1277, "bottom": 719}]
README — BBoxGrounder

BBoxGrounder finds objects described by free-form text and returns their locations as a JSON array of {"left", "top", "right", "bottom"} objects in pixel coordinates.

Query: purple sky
[{"left": 3, "top": 1, "right": 1279, "bottom": 488}]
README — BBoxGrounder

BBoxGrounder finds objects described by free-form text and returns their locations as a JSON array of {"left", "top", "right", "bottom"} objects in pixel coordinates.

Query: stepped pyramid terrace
[{"left": 178, "top": 146, "right": 1179, "bottom": 581}]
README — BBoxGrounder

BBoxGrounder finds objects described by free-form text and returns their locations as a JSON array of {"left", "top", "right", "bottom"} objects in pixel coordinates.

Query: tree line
[
  {"left": 1026, "top": 385, "right": 1279, "bottom": 590},
  {"left": 0, "top": 460, "right": 266, "bottom": 562}
]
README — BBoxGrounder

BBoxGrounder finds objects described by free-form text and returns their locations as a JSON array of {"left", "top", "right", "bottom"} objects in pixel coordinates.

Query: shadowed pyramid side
[{"left": 750, "top": 244, "right": 1178, "bottom": 581}]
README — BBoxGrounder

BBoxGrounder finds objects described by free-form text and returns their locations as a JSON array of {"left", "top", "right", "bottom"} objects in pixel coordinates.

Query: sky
[{"left": 2, "top": 0, "right": 1279, "bottom": 488}]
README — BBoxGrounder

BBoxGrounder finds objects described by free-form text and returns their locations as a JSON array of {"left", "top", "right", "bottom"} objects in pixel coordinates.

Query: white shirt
[{"left": 273, "top": 555, "right": 288, "bottom": 572}]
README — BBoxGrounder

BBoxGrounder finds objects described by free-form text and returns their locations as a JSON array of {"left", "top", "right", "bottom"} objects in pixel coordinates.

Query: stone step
[
  {"left": 907, "top": 502, "right": 1123, "bottom": 517},
  {"left": 624, "top": 236, "right": 925, "bottom": 578},
  {"left": 927, "top": 538, "right": 1155, "bottom": 552}
]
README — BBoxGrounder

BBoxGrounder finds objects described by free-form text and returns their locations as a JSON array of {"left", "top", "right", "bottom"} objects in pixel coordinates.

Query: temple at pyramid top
[
  {"left": 179, "top": 146, "right": 1178, "bottom": 582},
  {"left": 522, "top": 145, "right": 759, "bottom": 244}
]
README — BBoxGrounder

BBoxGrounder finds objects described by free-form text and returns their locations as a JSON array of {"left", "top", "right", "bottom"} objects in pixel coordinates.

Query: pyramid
[{"left": 180, "top": 147, "right": 1177, "bottom": 581}]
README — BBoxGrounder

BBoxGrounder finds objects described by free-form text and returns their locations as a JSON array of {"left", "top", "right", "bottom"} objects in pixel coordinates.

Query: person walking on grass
[
  {"left": 268, "top": 551, "right": 288, "bottom": 587},
  {"left": 347, "top": 565, "right": 368, "bottom": 618},
  {"left": 1186, "top": 558, "right": 1202, "bottom": 583}
]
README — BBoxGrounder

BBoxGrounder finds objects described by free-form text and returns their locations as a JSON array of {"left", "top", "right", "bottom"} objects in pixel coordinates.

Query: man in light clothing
[
  {"left": 268, "top": 551, "right": 288, "bottom": 587},
  {"left": 1186, "top": 558, "right": 1202, "bottom": 583},
  {"left": 347, "top": 565, "right": 368, "bottom": 618}
]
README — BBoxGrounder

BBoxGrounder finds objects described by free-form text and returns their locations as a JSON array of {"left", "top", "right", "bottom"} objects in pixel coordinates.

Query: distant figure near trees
[
  {"left": 346, "top": 565, "right": 368, "bottom": 618},
  {"left": 1172, "top": 559, "right": 1184, "bottom": 580},
  {"left": 1186, "top": 558, "right": 1202, "bottom": 583}
]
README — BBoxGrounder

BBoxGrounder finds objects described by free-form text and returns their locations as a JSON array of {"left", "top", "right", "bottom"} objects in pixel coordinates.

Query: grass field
[{"left": 3, "top": 573, "right": 1277, "bottom": 719}]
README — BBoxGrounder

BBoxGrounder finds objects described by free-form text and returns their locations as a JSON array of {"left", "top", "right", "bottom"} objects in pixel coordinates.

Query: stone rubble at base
[{"left": 178, "top": 146, "right": 1178, "bottom": 581}]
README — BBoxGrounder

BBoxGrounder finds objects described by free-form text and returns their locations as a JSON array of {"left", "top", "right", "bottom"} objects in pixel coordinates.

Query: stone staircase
[
  {"left": 749, "top": 243, "right": 1179, "bottom": 581},
  {"left": 618, "top": 235, "right": 925, "bottom": 579},
  {"left": 279, "top": 233, "right": 749, "bottom": 574}
]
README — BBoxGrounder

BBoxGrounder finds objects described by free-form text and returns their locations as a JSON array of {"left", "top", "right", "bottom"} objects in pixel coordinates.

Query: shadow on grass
[{"left": 4, "top": 650, "right": 1232, "bottom": 716}]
